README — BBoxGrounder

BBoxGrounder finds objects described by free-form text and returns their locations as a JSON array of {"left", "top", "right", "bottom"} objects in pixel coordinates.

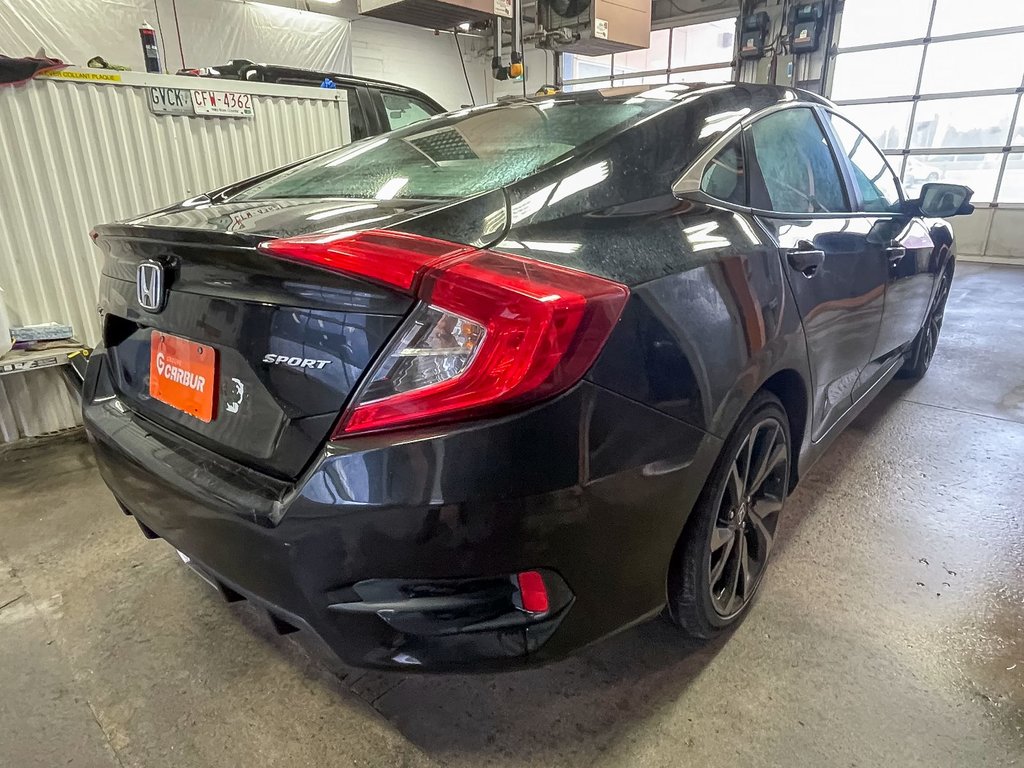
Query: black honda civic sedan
[{"left": 84, "top": 83, "right": 973, "bottom": 671}]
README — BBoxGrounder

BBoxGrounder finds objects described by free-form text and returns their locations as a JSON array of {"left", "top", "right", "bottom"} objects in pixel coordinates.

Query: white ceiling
[
  {"left": 245, "top": 0, "right": 359, "bottom": 18},
  {"left": 249, "top": 0, "right": 740, "bottom": 25}
]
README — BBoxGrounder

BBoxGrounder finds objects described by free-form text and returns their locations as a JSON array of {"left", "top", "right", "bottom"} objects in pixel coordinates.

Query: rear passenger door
[{"left": 745, "top": 106, "right": 888, "bottom": 441}]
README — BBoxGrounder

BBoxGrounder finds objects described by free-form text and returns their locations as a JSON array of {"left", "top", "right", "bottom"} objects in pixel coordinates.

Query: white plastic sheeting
[
  {"left": 0, "top": 0, "right": 351, "bottom": 73},
  {"left": 173, "top": 1, "right": 352, "bottom": 74},
  {"left": 0, "top": 69, "right": 351, "bottom": 442}
]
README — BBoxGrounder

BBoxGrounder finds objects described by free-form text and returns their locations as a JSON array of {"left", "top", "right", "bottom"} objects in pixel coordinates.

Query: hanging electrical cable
[
  {"left": 511, "top": 0, "right": 526, "bottom": 96},
  {"left": 767, "top": 0, "right": 791, "bottom": 85},
  {"left": 453, "top": 29, "right": 476, "bottom": 106},
  {"left": 153, "top": 0, "right": 169, "bottom": 72},
  {"left": 171, "top": 0, "right": 186, "bottom": 69}
]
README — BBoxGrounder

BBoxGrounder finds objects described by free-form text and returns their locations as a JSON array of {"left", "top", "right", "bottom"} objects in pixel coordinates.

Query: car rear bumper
[{"left": 84, "top": 348, "right": 720, "bottom": 671}]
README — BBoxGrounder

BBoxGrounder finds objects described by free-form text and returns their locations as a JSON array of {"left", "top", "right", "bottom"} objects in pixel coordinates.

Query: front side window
[
  {"left": 828, "top": 113, "right": 902, "bottom": 212},
  {"left": 748, "top": 108, "right": 849, "bottom": 214},
  {"left": 700, "top": 135, "right": 747, "bottom": 206},
  {"left": 382, "top": 92, "right": 436, "bottom": 130}
]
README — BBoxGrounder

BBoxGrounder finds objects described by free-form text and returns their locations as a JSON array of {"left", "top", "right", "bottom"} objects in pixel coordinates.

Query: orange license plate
[{"left": 150, "top": 331, "right": 217, "bottom": 422}]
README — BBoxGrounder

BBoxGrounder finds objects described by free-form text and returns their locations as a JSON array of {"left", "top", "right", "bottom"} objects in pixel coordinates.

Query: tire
[
  {"left": 927, "top": 172, "right": 939, "bottom": 182},
  {"left": 899, "top": 267, "right": 952, "bottom": 380},
  {"left": 666, "top": 391, "right": 792, "bottom": 640}
]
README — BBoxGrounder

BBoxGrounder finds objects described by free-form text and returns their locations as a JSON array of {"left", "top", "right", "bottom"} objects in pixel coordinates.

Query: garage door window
[
  {"left": 831, "top": 1, "right": 1024, "bottom": 204},
  {"left": 562, "top": 19, "right": 734, "bottom": 92}
]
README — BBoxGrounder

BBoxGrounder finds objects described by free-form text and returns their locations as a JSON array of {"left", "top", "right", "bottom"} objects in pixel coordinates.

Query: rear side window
[
  {"left": 827, "top": 113, "right": 902, "bottom": 212},
  {"left": 235, "top": 100, "right": 669, "bottom": 202},
  {"left": 382, "top": 92, "right": 436, "bottom": 130},
  {"left": 700, "top": 135, "right": 747, "bottom": 206},
  {"left": 748, "top": 108, "right": 849, "bottom": 214}
]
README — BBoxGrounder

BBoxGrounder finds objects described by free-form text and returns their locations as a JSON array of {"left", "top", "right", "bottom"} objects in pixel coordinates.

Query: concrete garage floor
[{"left": 1, "top": 263, "right": 1021, "bottom": 768}]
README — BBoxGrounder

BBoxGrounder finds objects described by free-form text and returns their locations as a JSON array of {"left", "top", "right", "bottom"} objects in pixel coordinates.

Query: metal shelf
[{"left": 0, "top": 342, "right": 89, "bottom": 377}]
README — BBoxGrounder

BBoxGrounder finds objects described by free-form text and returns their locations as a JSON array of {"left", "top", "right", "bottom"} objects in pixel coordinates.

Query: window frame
[
  {"left": 698, "top": 133, "right": 748, "bottom": 207},
  {"left": 744, "top": 106, "right": 853, "bottom": 215},
  {"left": 347, "top": 85, "right": 379, "bottom": 141},
  {"left": 675, "top": 101, "right": 893, "bottom": 220},
  {"left": 819, "top": 109, "right": 908, "bottom": 213}
]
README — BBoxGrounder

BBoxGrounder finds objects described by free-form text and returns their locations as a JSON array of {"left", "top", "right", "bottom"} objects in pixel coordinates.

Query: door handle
[
  {"left": 786, "top": 245, "right": 825, "bottom": 277},
  {"left": 885, "top": 245, "right": 907, "bottom": 264}
]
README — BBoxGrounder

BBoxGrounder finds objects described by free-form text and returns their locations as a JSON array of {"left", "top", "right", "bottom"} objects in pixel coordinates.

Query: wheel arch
[
  {"left": 941, "top": 246, "right": 956, "bottom": 278},
  {"left": 931, "top": 222, "right": 956, "bottom": 279},
  {"left": 707, "top": 364, "right": 812, "bottom": 494},
  {"left": 664, "top": 384, "right": 797, "bottom": 635},
  {"left": 759, "top": 369, "right": 809, "bottom": 491},
  {"left": 672, "top": 365, "right": 809, "bottom": 556}
]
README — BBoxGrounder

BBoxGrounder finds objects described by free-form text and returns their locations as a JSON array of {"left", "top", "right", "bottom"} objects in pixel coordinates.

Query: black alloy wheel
[
  {"left": 667, "top": 391, "right": 792, "bottom": 639},
  {"left": 922, "top": 269, "right": 951, "bottom": 370},
  {"left": 708, "top": 417, "right": 789, "bottom": 618},
  {"left": 901, "top": 268, "right": 951, "bottom": 379}
]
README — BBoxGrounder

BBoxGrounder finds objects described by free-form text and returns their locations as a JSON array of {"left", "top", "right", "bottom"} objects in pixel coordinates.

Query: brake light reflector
[
  {"left": 259, "top": 229, "right": 629, "bottom": 436},
  {"left": 516, "top": 571, "right": 550, "bottom": 614},
  {"left": 357, "top": 305, "right": 486, "bottom": 404}
]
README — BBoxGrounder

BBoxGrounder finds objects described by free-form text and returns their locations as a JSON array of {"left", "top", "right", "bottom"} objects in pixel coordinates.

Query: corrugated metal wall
[
  {"left": 0, "top": 369, "right": 80, "bottom": 443},
  {"left": 0, "top": 70, "right": 350, "bottom": 443}
]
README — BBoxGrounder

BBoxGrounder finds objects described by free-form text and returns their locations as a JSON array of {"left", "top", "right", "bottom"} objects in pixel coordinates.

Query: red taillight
[
  {"left": 259, "top": 229, "right": 629, "bottom": 436},
  {"left": 516, "top": 571, "right": 550, "bottom": 614},
  {"left": 259, "top": 230, "right": 473, "bottom": 293}
]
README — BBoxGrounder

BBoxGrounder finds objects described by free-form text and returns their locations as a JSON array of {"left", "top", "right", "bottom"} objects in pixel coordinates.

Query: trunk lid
[{"left": 92, "top": 193, "right": 508, "bottom": 479}]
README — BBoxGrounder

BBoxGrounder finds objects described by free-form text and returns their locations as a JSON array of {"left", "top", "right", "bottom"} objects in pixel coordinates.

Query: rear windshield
[{"left": 233, "top": 99, "right": 669, "bottom": 202}]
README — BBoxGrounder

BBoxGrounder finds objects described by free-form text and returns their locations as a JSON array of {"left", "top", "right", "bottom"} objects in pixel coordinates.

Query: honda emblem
[{"left": 136, "top": 261, "right": 165, "bottom": 313}]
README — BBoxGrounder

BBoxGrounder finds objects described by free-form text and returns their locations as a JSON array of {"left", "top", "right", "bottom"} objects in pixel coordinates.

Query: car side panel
[
  {"left": 582, "top": 205, "right": 815, "bottom": 481},
  {"left": 499, "top": 196, "right": 814, "bottom": 525},
  {"left": 872, "top": 216, "right": 950, "bottom": 360},
  {"left": 759, "top": 215, "right": 887, "bottom": 440},
  {"left": 586, "top": 207, "right": 803, "bottom": 421}
]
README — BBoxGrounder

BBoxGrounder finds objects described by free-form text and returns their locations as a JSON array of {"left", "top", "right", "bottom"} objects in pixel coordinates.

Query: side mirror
[{"left": 911, "top": 183, "right": 975, "bottom": 218}]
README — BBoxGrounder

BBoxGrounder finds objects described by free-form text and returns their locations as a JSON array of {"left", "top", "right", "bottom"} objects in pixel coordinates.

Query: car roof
[
  {"left": 188, "top": 62, "right": 446, "bottom": 113},
  {"left": 497, "top": 81, "right": 834, "bottom": 111}
]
